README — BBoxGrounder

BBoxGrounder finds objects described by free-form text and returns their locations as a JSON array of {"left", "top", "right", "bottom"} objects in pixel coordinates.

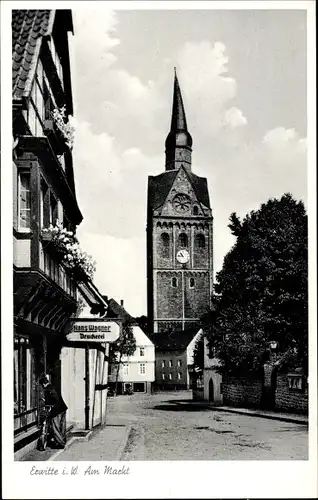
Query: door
[{"left": 209, "top": 378, "right": 214, "bottom": 402}]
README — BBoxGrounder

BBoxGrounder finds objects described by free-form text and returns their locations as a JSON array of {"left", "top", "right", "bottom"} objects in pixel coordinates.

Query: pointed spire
[
  {"left": 165, "top": 69, "right": 193, "bottom": 172},
  {"left": 170, "top": 68, "right": 188, "bottom": 132}
]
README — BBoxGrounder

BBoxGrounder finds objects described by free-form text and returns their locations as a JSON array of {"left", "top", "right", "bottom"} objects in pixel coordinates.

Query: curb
[
  {"left": 115, "top": 425, "right": 132, "bottom": 461},
  {"left": 209, "top": 405, "right": 308, "bottom": 425},
  {"left": 48, "top": 436, "right": 78, "bottom": 461}
]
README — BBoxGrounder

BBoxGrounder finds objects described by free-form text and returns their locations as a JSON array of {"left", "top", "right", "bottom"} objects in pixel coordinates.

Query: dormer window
[{"left": 193, "top": 206, "right": 199, "bottom": 215}]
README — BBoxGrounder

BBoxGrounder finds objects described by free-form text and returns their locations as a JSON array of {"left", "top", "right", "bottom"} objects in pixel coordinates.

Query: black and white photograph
[{"left": 1, "top": 1, "right": 317, "bottom": 498}]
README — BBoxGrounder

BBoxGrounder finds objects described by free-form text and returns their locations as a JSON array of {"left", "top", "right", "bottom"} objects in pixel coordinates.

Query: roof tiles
[{"left": 12, "top": 10, "right": 52, "bottom": 99}]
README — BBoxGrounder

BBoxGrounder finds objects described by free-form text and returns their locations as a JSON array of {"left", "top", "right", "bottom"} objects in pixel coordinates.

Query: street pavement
[{"left": 107, "top": 390, "right": 308, "bottom": 460}]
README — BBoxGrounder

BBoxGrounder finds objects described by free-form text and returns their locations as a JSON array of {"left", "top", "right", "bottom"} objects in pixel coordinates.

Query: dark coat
[{"left": 44, "top": 385, "right": 68, "bottom": 418}]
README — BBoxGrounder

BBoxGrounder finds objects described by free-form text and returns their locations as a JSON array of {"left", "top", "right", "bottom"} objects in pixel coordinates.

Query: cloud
[
  {"left": 176, "top": 41, "right": 246, "bottom": 137},
  {"left": 224, "top": 107, "right": 248, "bottom": 128},
  {"left": 75, "top": 231, "right": 146, "bottom": 316}
]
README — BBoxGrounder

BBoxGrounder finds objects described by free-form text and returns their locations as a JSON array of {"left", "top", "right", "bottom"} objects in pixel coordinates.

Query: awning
[{"left": 77, "top": 279, "right": 108, "bottom": 316}]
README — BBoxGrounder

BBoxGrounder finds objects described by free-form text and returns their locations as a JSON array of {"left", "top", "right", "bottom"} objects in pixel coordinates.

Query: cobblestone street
[{"left": 106, "top": 391, "right": 308, "bottom": 460}]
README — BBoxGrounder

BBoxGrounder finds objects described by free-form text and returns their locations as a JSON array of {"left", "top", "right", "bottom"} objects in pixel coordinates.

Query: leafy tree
[
  {"left": 206, "top": 193, "right": 307, "bottom": 377},
  {"left": 108, "top": 322, "right": 136, "bottom": 393}
]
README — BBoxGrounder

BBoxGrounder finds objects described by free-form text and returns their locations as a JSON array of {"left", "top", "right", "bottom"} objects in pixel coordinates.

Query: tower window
[
  {"left": 161, "top": 232, "right": 170, "bottom": 258},
  {"left": 195, "top": 233, "right": 205, "bottom": 249},
  {"left": 171, "top": 277, "right": 178, "bottom": 288},
  {"left": 189, "top": 277, "right": 195, "bottom": 289},
  {"left": 193, "top": 206, "right": 199, "bottom": 215},
  {"left": 178, "top": 232, "right": 188, "bottom": 248}
]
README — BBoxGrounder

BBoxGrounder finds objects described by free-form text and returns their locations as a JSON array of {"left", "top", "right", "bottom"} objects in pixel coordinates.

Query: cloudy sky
[{"left": 69, "top": 8, "right": 307, "bottom": 317}]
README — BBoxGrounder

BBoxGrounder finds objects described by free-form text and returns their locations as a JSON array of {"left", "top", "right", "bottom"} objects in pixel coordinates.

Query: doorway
[{"left": 209, "top": 378, "right": 214, "bottom": 402}]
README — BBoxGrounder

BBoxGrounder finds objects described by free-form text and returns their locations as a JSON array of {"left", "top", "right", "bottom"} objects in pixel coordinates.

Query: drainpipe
[{"left": 85, "top": 345, "right": 90, "bottom": 430}]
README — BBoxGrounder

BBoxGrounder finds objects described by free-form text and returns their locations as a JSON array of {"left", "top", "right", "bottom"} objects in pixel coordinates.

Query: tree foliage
[{"left": 206, "top": 193, "right": 308, "bottom": 376}]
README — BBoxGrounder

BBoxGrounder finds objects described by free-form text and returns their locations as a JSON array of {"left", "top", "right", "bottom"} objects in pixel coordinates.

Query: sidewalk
[
  {"left": 191, "top": 401, "right": 308, "bottom": 425},
  {"left": 21, "top": 424, "right": 131, "bottom": 462}
]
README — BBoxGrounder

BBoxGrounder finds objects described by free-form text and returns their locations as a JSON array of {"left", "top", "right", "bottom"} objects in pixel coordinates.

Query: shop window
[
  {"left": 189, "top": 277, "right": 195, "bottom": 289},
  {"left": 195, "top": 233, "right": 205, "bottom": 249},
  {"left": 171, "top": 277, "right": 178, "bottom": 288},
  {"left": 139, "top": 363, "right": 146, "bottom": 375},
  {"left": 14, "top": 338, "right": 37, "bottom": 416},
  {"left": 178, "top": 232, "right": 188, "bottom": 248},
  {"left": 140, "top": 347, "right": 145, "bottom": 357},
  {"left": 18, "top": 171, "right": 31, "bottom": 231}
]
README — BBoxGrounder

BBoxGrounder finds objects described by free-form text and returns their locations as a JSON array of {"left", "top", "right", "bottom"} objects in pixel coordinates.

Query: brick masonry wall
[
  {"left": 275, "top": 373, "right": 308, "bottom": 414},
  {"left": 222, "top": 378, "right": 262, "bottom": 408}
]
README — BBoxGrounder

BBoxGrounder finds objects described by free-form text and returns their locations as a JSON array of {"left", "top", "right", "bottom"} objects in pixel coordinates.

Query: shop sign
[{"left": 66, "top": 319, "right": 120, "bottom": 343}]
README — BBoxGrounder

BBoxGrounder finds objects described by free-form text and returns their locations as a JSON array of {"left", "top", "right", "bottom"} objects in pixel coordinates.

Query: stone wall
[
  {"left": 221, "top": 373, "right": 308, "bottom": 414},
  {"left": 221, "top": 378, "right": 262, "bottom": 408},
  {"left": 275, "top": 373, "right": 308, "bottom": 414}
]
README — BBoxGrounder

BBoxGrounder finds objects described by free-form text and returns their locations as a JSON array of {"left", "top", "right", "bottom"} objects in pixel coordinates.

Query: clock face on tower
[
  {"left": 173, "top": 193, "right": 191, "bottom": 213},
  {"left": 176, "top": 249, "right": 190, "bottom": 264}
]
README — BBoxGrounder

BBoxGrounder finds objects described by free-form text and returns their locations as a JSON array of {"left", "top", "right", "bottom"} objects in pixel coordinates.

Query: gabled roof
[
  {"left": 12, "top": 10, "right": 53, "bottom": 99},
  {"left": 106, "top": 298, "right": 135, "bottom": 325},
  {"left": 154, "top": 327, "right": 199, "bottom": 351},
  {"left": 147, "top": 166, "right": 211, "bottom": 212}
]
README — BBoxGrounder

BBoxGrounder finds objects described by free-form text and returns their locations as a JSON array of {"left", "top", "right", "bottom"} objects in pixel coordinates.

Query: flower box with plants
[
  {"left": 41, "top": 222, "right": 96, "bottom": 282},
  {"left": 45, "top": 105, "right": 75, "bottom": 155}
]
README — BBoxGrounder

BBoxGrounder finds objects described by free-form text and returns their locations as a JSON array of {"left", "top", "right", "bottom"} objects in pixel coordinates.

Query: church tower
[{"left": 147, "top": 70, "right": 213, "bottom": 338}]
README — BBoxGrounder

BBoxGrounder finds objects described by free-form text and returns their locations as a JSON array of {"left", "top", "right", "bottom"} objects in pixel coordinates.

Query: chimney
[{"left": 120, "top": 299, "right": 124, "bottom": 307}]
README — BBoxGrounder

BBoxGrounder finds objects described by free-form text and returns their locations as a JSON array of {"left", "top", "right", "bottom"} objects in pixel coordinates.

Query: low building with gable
[{"left": 106, "top": 299, "right": 155, "bottom": 394}]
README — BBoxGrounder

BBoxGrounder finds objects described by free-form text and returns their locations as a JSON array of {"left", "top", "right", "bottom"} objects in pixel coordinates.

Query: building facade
[
  {"left": 155, "top": 328, "right": 202, "bottom": 390},
  {"left": 108, "top": 325, "right": 155, "bottom": 394},
  {"left": 12, "top": 10, "right": 109, "bottom": 458},
  {"left": 106, "top": 299, "right": 155, "bottom": 394},
  {"left": 147, "top": 71, "right": 213, "bottom": 338}
]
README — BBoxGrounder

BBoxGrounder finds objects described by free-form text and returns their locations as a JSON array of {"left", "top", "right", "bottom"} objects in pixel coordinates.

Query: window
[
  {"left": 177, "top": 360, "right": 182, "bottom": 367},
  {"left": 179, "top": 232, "right": 188, "bottom": 248},
  {"left": 193, "top": 206, "right": 199, "bottom": 215},
  {"left": 14, "top": 338, "right": 36, "bottom": 416},
  {"left": 28, "top": 80, "right": 44, "bottom": 136},
  {"left": 195, "top": 233, "right": 205, "bottom": 249},
  {"left": 189, "top": 277, "right": 195, "bottom": 289},
  {"left": 123, "top": 364, "right": 129, "bottom": 376},
  {"left": 40, "top": 179, "right": 48, "bottom": 228},
  {"left": 169, "top": 373, "right": 172, "bottom": 380},
  {"left": 161, "top": 232, "right": 170, "bottom": 258},
  {"left": 171, "top": 277, "right": 178, "bottom": 288},
  {"left": 49, "top": 194, "right": 58, "bottom": 226},
  {"left": 48, "top": 37, "right": 63, "bottom": 87},
  {"left": 18, "top": 172, "right": 31, "bottom": 231},
  {"left": 140, "top": 347, "right": 145, "bottom": 357},
  {"left": 139, "top": 363, "right": 146, "bottom": 375},
  {"left": 162, "top": 374, "right": 165, "bottom": 380},
  {"left": 177, "top": 373, "right": 181, "bottom": 380},
  {"left": 162, "top": 360, "right": 165, "bottom": 368},
  {"left": 169, "top": 360, "right": 172, "bottom": 368}
]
